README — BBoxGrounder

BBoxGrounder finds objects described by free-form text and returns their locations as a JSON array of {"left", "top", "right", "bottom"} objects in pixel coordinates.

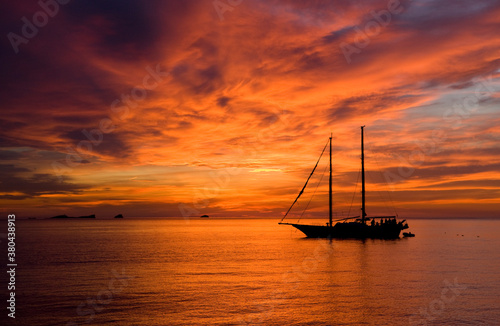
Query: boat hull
[{"left": 289, "top": 221, "right": 405, "bottom": 239}]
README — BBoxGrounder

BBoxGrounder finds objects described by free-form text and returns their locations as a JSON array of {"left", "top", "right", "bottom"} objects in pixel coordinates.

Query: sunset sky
[{"left": 1, "top": 0, "right": 499, "bottom": 219}]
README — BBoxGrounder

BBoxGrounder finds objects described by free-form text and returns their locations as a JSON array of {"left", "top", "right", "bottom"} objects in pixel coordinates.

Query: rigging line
[
  {"left": 365, "top": 129, "right": 398, "bottom": 217},
  {"left": 368, "top": 168, "right": 392, "bottom": 216},
  {"left": 347, "top": 168, "right": 361, "bottom": 218},
  {"left": 298, "top": 158, "right": 329, "bottom": 223},
  {"left": 280, "top": 137, "right": 330, "bottom": 223},
  {"left": 374, "top": 158, "right": 398, "bottom": 217}
]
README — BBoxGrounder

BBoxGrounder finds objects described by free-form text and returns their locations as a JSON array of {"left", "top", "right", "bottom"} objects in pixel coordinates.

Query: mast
[
  {"left": 329, "top": 134, "right": 332, "bottom": 227},
  {"left": 361, "top": 126, "right": 366, "bottom": 223}
]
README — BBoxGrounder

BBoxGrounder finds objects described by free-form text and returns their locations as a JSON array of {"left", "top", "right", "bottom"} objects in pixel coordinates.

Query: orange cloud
[{"left": 1, "top": 0, "right": 499, "bottom": 218}]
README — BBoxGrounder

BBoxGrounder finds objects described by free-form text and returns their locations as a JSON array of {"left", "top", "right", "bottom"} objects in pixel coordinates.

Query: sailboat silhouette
[{"left": 279, "top": 126, "right": 409, "bottom": 239}]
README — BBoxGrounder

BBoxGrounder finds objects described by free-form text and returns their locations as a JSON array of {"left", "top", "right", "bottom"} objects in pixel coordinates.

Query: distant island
[
  {"left": 114, "top": 214, "right": 124, "bottom": 218},
  {"left": 201, "top": 215, "right": 209, "bottom": 218},
  {"left": 51, "top": 214, "right": 96, "bottom": 219}
]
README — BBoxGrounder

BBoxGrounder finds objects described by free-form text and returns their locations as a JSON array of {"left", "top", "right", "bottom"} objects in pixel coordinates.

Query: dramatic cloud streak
[{"left": 1, "top": 0, "right": 499, "bottom": 218}]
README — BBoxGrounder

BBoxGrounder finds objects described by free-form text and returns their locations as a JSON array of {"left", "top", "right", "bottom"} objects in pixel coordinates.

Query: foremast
[
  {"left": 329, "top": 134, "right": 333, "bottom": 228},
  {"left": 361, "top": 126, "right": 366, "bottom": 224}
]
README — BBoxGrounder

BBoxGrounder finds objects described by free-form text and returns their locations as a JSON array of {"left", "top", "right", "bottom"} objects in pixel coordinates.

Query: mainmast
[
  {"left": 329, "top": 134, "right": 333, "bottom": 228},
  {"left": 361, "top": 126, "right": 366, "bottom": 223}
]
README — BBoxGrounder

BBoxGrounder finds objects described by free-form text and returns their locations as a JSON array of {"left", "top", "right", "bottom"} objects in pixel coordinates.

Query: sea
[{"left": 2, "top": 218, "right": 500, "bottom": 325}]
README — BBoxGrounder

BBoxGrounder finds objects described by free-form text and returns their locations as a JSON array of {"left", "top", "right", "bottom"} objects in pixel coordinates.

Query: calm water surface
[{"left": 5, "top": 218, "right": 500, "bottom": 325}]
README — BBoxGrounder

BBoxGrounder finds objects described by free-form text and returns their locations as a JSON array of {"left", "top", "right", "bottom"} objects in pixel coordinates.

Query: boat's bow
[{"left": 279, "top": 222, "right": 333, "bottom": 238}]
